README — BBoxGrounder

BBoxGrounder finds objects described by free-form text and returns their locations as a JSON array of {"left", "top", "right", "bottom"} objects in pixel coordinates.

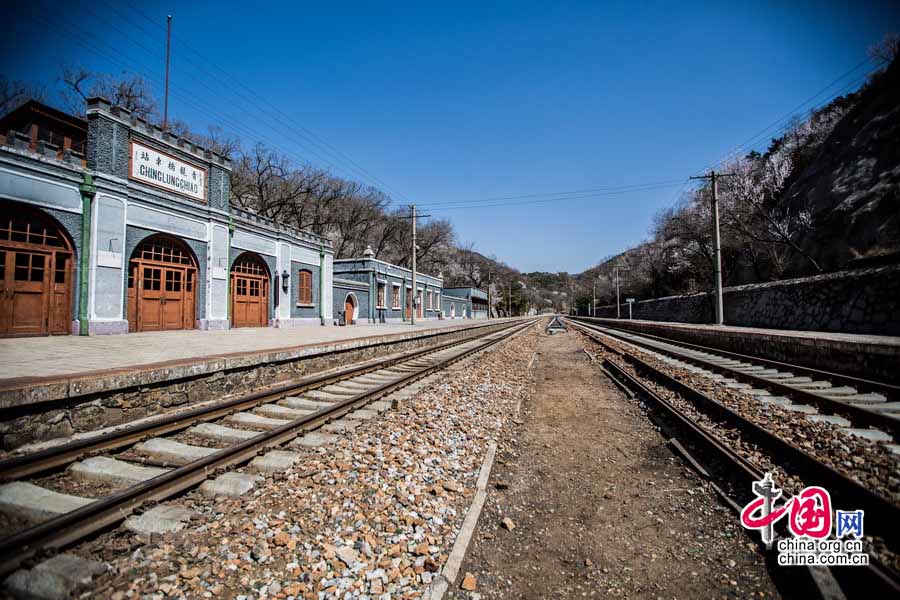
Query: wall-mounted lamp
[{"left": 281, "top": 269, "right": 290, "bottom": 292}]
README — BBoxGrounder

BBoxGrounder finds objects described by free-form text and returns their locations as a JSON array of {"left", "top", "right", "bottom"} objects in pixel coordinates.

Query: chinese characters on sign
[{"left": 130, "top": 140, "right": 206, "bottom": 202}]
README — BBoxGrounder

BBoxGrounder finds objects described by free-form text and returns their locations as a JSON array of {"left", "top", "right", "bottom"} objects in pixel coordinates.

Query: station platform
[
  {"left": 0, "top": 320, "right": 486, "bottom": 382},
  {"left": 570, "top": 317, "right": 900, "bottom": 385},
  {"left": 0, "top": 319, "right": 505, "bottom": 411}
]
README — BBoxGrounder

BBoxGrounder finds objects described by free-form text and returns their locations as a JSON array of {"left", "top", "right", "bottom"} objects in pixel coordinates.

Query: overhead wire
[
  {"left": 28, "top": 0, "right": 413, "bottom": 205},
  {"left": 93, "top": 0, "right": 413, "bottom": 205},
  {"left": 416, "top": 179, "right": 682, "bottom": 207}
]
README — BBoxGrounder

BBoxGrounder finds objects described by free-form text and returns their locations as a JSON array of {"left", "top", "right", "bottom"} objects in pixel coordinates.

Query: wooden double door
[
  {"left": 403, "top": 288, "right": 424, "bottom": 320},
  {"left": 230, "top": 253, "right": 269, "bottom": 328},
  {"left": 405, "top": 288, "right": 413, "bottom": 320},
  {"left": 127, "top": 236, "right": 197, "bottom": 333},
  {"left": 0, "top": 246, "right": 72, "bottom": 336},
  {"left": 0, "top": 204, "right": 74, "bottom": 337}
]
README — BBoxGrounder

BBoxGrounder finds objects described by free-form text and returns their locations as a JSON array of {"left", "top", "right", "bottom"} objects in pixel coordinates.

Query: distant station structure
[
  {"left": 0, "top": 98, "right": 335, "bottom": 336},
  {"left": 333, "top": 246, "right": 443, "bottom": 324},
  {"left": 442, "top": 287, "right": 489, "bottom": 319}
]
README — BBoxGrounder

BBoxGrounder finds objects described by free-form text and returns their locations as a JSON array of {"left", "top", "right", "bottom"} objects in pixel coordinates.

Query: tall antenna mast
[{"left": 163, "top": 15, "right": 172, "bottom": 130}]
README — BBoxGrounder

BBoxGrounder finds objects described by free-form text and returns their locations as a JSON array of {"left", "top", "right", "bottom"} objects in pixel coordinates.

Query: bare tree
[
  {"left": 869, "top": 32, "right": 900, "bottom": 66},
  {"left": 721, "top": 155, "right": 822, "bottom": 274},
  {"left": 61, "top": 67, "right": 157, "bottom": 119},
  {"left": 0, "top": 76, "right": 45, "bottom": 117}
]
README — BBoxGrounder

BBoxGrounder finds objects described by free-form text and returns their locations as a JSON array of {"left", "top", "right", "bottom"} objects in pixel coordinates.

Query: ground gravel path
[{"left": 451, "top": 329, "right": 779, "bottom": 599}]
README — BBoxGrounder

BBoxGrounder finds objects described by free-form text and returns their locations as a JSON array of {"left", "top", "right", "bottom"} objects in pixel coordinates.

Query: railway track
[
  {"left": 570, "top": 317, "right": 900, "bottom": 445},
  {"left": 565, "top": 318, "right": 900, "bottom": 598},
  {"left": 0, "top": 318, "right": 538, "bottom": 577}
]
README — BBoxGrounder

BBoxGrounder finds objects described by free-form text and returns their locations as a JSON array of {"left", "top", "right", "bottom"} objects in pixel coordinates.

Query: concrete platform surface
[{"left": 0, "top": 319, "right": 482, "bottom": 382}]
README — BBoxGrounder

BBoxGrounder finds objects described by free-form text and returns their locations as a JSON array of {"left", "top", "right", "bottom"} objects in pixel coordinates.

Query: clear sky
[{"left": 4, "top": 1, "right": 899, "bottom": 272}]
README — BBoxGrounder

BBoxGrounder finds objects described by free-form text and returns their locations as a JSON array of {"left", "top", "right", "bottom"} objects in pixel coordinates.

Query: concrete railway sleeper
[
  {"left": 0, "top": 318, "right": 538, "bottom": 578},
  {"left": 568, "top": 319, "right": 900, "bottom": 598},
  {"left": 570, "top": 316, "right": 900, "bottom": 443}
]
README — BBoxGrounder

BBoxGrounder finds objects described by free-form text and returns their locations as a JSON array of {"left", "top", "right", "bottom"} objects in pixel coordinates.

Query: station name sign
[{"left": 129, "top": 140, "right": 207, "bottom": 202}]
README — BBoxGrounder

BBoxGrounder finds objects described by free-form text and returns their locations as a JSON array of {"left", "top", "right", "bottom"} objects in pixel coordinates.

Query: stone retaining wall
[
  {"left": 592, "top": 266, "right": 900, "bottom": 335},
  {"left": 0, "top": 320, "right": 514, "bottom": 450}
]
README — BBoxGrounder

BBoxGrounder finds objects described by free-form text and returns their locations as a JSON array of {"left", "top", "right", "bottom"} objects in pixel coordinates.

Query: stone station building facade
[
  {"left": 333, "top": 248, "right": 443, "bottom": 324},
  {"left": 0, "top": 99, "right": 335, "bottom": 336},
  {"left": 442, "top": 286, "right": 489, "bottom": 319}
]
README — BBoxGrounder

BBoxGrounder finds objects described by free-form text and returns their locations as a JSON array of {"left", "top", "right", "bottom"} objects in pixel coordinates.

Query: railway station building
[
  {"left": 442, "top": 287, "right": 489, "bottom": 319},
  {"left": 0, "top": 99, "right": 335, "bottom": 337},
  {"left": 333, "top": 247, "right": 443, "bottom": 323}
]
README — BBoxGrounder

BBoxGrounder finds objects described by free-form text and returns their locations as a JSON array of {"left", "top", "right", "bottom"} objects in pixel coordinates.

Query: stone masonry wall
[
  {"left": 593, "top": 266, "right": 900, "bottom": 335},
  {"left": 0, "top": 320, "right": 512, "bottom": 450}
]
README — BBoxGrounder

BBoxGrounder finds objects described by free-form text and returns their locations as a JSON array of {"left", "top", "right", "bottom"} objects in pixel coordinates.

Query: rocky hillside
[{"left": 786, "top": 57, "right": 900, "bottom": 271}]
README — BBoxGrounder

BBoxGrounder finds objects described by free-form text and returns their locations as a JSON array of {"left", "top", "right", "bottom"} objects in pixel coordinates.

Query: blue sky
[{"left": 4, "top": 1, "right": 899, "bottom": 272}]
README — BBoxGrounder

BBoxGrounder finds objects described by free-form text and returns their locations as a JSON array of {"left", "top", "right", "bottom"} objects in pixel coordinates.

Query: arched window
[{"left": 298, "top": 269, "right": 313, "bottom": 304}]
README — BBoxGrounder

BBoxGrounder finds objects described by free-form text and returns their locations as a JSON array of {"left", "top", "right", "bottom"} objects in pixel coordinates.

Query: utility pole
[
  {"left": 690, "top": 170, "right": 734, "bottom": 325},
  {"left": 163, "top": 15, "right": 172, "bottom": 130},
  {"left": 615, "top": 264, "right": 620, "bottom": 318},
  {"left": 487, "top": 272, "right": 492, "bottom": 319},
  {"left": 508, "top": 282, "right": 512, "bottom": 317},
  {"left": 411, "top": 204, "right": 416, "bottom": 325},
  {"left": 615, "top": 261, "right": 630, "bottom": 318},
  {"left": 592, "top": 280, "right": 596, "bottom": 317},
  {"left": 398, "top": 204, "right": 431, "bottom": 325}
]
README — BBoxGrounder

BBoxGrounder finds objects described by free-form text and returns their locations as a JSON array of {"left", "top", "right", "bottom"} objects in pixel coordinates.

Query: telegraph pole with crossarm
[
  {"left": 398, "top": 205, "right": 431, "bottom": 326},
  {"left": 689, "top": 170, "right": 734, "bottom": 325}
]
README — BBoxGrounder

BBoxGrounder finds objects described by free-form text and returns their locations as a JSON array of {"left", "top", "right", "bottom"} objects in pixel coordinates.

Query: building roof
[
  {"left": 0, "top": 100, "right": 88, "bottom": 133},
  {"left": 443, "top": 287, "right": 488, "bottom": 300},
  {"left": 333, "top": 277, "right": 369, "bottom": 289},
  {"left": 334, "top": 256, "right": 443, "bottom": 283}
]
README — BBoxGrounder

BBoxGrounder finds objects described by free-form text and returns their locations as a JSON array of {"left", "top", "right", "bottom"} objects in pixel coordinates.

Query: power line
[
  {"left": 33, "top": 7, "right": 400, "bottom": 200},
  {"left": 34, "top": 12, "right": 311, "bottom": 168},
  {"left": 695, "top": 57, "right": 875, "bottom": 177},
  {"left": 94, "top": 0, "right": 413, "bottom": 205},
  {"left": 32, "top": 0, "right": 412, "bottom": 204},
  {"left": 427, "top": 181, "right": 686, "bottom": 213},
  {"left": 674, "top": 57, "right": 877, "bottom": 203},
  {"left": 415, "top": 179, "right": 685, "bottom": 208}
]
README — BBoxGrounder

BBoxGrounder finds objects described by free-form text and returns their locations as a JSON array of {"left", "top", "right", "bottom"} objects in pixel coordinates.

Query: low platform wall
[
  {"left": 0, "top": 319, "right": 517, "bottom": 450},
  {"left": 590, "top": 266, "right": 900, "bottom": 336},
  {"left": 572, "top": 317, "right": 900, "bottom": 386}
]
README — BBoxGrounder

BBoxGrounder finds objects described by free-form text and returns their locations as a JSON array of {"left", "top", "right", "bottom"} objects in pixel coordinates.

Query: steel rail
[
  {"left": 568, "top": 321, "right": 899, "bottom": 537},
  {"left": 599, "top": 356, "right": 900, "bottom": 598},
  {"left": 0, "top": 318, "right": 537, "bottom": 577},
  {"left": 571, "top": 317, "right": 900, "bottom": 399},
  {"left": 0, "top": 320, "right": 520, "bottom": 481},
  {"left": 569, "top": 318, "right": 900, "bottom": 439},
  {"left": 573, "top": 321, "right": 900, "bottom": 595}
]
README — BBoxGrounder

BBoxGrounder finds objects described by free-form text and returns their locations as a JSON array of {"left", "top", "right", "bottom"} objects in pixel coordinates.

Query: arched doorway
[
  {"left": 127, "top": 234, "right": 197, "bottom": 332},
  {"left": 230, "top": 252, "right": 270, "bottom": 328},
  {"left": 0, "top": 201, "right": 75, "bottom": 336},
  {"left": 343, "top": 293, "right": 357, "bottom": 325}
]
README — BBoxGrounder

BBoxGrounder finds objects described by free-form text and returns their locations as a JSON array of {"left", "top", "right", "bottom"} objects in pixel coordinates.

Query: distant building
[
  {"left": 332, "top": 247, "right": 443, "bottom": 324},
  {"left": 0, "top": 99, "right": 334, "bottom": 336},
  {"left": 442, "top": 287, "right": 489, "bottom": 319}
]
